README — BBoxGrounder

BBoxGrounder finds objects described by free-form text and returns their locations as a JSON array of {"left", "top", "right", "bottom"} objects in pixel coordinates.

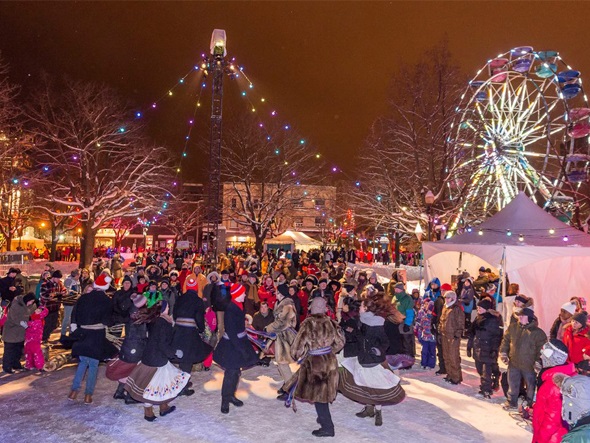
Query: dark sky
[{"left": 2, "top": 1, "right": 590, "bottom": 182}]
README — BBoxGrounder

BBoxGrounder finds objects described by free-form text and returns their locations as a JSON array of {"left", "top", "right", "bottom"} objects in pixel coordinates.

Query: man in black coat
[
  {"left": 112, "top": 276, "right": 135, "bottom": 336},
  {"left": 432, "top": 283, "right": 451, "bottom": 375},
  {"left": 0, "top": 267, "right": 23, "bottom": 307},
  {"left": 310, "top": 279, "right": 335, "bottom": 311},
  {"left": 211, "top": 269, "right": 232, "bottom": 340}
]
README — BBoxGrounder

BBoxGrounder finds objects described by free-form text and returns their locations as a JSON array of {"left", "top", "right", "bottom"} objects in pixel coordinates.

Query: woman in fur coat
[
  {"left": 285, "top": 297, "right": 345, "bottom": 438},
  {"left": 266, "top": 285, "right": 298, "bottom": 399},
  {"left": 339, "top": 293, "right": 406, "bottom": 427}
]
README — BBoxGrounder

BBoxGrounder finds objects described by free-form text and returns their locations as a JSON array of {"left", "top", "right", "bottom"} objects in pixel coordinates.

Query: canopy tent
[
  {"left": 423, "top": 193, "right": 590, "bottom": 332},
  {"left": 265, "top": 230, "right": 322, "bottom": 252},
  {"left": 11, "top": 234, "right": 45, "bottom": 250}
]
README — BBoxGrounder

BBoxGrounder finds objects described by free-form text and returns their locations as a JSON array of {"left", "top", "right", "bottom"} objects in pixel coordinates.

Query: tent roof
[
  {"left": 265, "top": 230, "right": 322, "bottom": 246},
  {"left": 439, "top": 193, "right": 590, "bottom": 247}
]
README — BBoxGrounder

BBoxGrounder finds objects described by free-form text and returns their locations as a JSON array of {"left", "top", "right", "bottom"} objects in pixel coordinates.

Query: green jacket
[
  {"left": 500, "top": 318, "right": 547, "bottom": 372},
  {"left": 394, "top": 291, "right": 415, "bottom": 326},
  {"left": 561, "top": 424, "right": 590, "bottom": 443}
]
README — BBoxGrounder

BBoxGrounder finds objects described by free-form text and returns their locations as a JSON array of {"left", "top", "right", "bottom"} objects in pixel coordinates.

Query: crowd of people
[{"left": 1, "top": 249, "right": 590, "bottom": 441}]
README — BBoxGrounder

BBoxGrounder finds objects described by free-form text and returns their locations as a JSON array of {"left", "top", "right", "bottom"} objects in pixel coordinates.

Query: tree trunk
[
  {"left": 79, "top": 223, "right": 96, "bottom": 269},
  {"left": 5, "top": 235, "right": 11, "bottom": 252},
  {"left": 50, "top": 224, "right": 57, "bottom": 262}
]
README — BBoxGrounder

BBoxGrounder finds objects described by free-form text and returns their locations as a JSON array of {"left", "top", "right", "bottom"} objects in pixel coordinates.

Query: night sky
[{"left": 2, "top": 1, "right": 590, "bottom": 182}]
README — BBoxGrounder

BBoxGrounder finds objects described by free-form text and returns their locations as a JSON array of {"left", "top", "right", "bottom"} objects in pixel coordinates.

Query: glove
[
  {"left": 466, "top": 348, "right": 472, "bottom": 358},
  {"left": 175, "top": 349, "right": 184, "bottom": 359},
  {"left": 20, "top": 321, "right": 28, "bottom": 329},
  {"left": 402, "top": 324, "right": 411, "bottom": 333},
  {"left": 500, "top": 353, "right": 509, "bottom": 365},
  {"left": 70, "top": 323, "right": 77, "bottom": 333}
]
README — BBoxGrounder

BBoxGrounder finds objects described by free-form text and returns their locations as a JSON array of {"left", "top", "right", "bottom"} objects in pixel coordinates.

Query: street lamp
[{"left": 424, "top": 190, "right": 435, "bottom": 242}]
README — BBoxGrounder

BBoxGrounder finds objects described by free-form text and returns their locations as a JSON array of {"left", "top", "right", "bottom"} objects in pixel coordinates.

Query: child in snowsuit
[
  {"left": 415, "top": 298, "right": 436, "bottom": 369},
  {"left": 25, "top": 305, "right": 48, "bottom": 371}
]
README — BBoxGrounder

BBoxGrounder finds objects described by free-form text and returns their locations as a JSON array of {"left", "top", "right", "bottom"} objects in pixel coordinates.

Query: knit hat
[
  {"left": 51, "top": 270, "right": 63, "bottom": 279},
  {"left": 131, "top": 292, "right": 147, "bottom": 308},
  {"left": 520, "top": 307, "right": 535, "bottom": 321},
  {"left": 220, "top": 269, "right": 230, "bottom": 275},
  {"left": 477, "top": 298, "right": 493, "bottom": 311},
  {"left": 23, "top": 292, "right": 36, "bottom": 305},
  {"left": 559, "top": 375, "right": 590, "bottom": 426},
  {"left": 93, "top": 273, "right": 112, "bottom": 290},
  {"left": 230, "top": 283, "right": 246, "bottom": 300},
  {"left": 122, "top": 275, "right": 133, "bottom": 285},
  {"left": 148, "top": 280, "right": 158, "bottom": 289},
  {"left": 393, "top": 282, "right": 405, "bottom": 291},
  {"left": 561, "top": 301, "right": 577, "bottom": 316},
  {"left": 160, "top": 278, "right": 170, "bottom": 287},
  {"left": 309, "top": 297, "right": 327, "bottom": 315},
  {"left": 541, "top": 339, "right": 569, "bottom": 368},
  {"left": 572, "top": 311, "right": 588, "bottom": 326},
  {"left": 440, "top": 283, "right": 453, "bottom": 293},
  {"left": 478, "top": 266, "right": 486, "bottom": 272},
  {"left": 318, "top": 278, "right": 328, "bottom": 285},
  {"left": 185, "top": 276, "right": 198, "bottom": 290},
  {"left": 515, "top": 294, "right": 529, "bottom": 305},
  {"left": 345, "top": 267, "right": 353, "bottom": 275},
  {"left": 7, "top": 267, "right": 21, "bottom": 275}
]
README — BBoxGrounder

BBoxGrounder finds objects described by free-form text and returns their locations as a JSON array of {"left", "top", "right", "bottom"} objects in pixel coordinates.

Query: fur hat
[
  {"left": 309, "top": 297, "right": 327, "bottom": 315},
  {"left": 318, "top": 278, "right": 328, "bottom": 285},
  {"left": 169, "top": 270, "right": 179, "bottom": 278},
  {"left": 230, "top": 283, "right": 246, "bottom": 299},
  {"left": 131, "top": 292, "right": 147, "bottom": 308},
  {"left": 23, "top": 292, "right": 36, "bottom": 305},
  {"left": 343, "top": 283, "right": 356, "bottom": 292},
  {"left": 573, "top": 311, "right": 588, "bottom": 326},
  {"left": 7, "top": 267, "right": 21, "bottom": 275},
  {"left": 561, "top": 301, "right": 577, "bottom": 316},
  {"left": 93, "top": 273, "right": 112, "bottom": 290},
  {"left": 329, "top": 280, "right": 341, "bottom": 291},
  {"left": 477, "top": 298, "right": 493, "bottom": 311},
  {"left": 207, "top": 271, "right": 220, "bottom": 283},
  {"left": 185, "top": 276, "right": 198, "bottom": 290},
  {"left": 305, "top": 275, "right": 318, "bottom": 286}
]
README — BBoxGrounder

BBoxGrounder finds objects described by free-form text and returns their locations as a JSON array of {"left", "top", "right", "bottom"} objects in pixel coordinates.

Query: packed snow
[{"left": 0, "top": 343, "right": 531, "bottom": 443}]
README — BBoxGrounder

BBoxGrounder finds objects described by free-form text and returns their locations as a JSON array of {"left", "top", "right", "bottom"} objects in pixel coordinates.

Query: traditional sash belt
[
  {"left": 308, "top": 346, "right": 332, "bottom": 356},
  {"left": 176, "top": 317, "right": 197, "bottom": 328},
  {"left": 223, "top": 330, "right": 247, "bottom": 340},
  {"left": 81, "top": 323, "right": 106, "bottom": 330}
]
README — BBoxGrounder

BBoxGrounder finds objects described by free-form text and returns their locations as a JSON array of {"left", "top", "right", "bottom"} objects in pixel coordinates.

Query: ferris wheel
[{"left": 447, "top": 46, "right": 590, "bottom": 233}]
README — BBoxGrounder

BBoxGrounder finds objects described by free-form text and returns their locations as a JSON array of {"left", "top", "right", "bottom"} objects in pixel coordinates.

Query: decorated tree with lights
[
  {"left": 351, "top": 39, "right": 465, "bottom": 236},
  {"left": 220, "top": 114, "right": 321, "bottom": 254},
  {"left": 27, "top": 78, "right": 176, "bottom": 267}
]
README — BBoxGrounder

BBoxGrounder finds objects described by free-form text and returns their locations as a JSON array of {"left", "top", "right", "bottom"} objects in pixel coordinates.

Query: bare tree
[
  {"left": 220, "top": 115, "right": 321, "bottom": 253},
  {"left": 351, "top": 39, "right": 466, "bottom": 235},
  {"left": 161, "top": 195, "right": 203, "bottom": 249},
  {"left": 27, "top": 78, "right": 176, "bottom": 267}
]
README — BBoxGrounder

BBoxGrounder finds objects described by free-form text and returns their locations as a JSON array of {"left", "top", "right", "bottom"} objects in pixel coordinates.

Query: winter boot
[
  {"left": 159, "top": 404, "right": 176, "bottom": 417},
  {"left": 113, "top": 383, "right": 126, "bottom": 400},
  {"left": 178, "top": 385, "right": 195, "bottom": 397},
  {"left": 84, "top": 394, "right": 93, "bottom": 405},
  {"left": 355, "top": 405, "right": 375, "bottom": 418},
  {"left": 312, "top": 428, "right": 335, "bottom": 437},
  {"left": 375, "top": 409, "right": 383, "bottom": 426},
  {"left": 228, "top": 396, "right": 244, "bottom": 407},
  {"left": 221, "top": 398, "right": 230, "bottom": 414},
  {"left": 67, "top": 390, "right": 78, "bottom": 401},
  {"left": 124, "top": 391, "right": 139, "bottom": 404}
]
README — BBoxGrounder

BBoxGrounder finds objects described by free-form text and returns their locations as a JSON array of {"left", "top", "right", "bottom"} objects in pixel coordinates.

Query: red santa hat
[
  {"left": 441, "top": 283, "right": 453, "bottom": 293},
  {"left": 94, "top": 273, "right": 112, "bottom": 291},
  {"left": 185, "top": 276, "right": 198, "bottom": 290},
  {"left": 230, "top": 283, "right": 246, "bottom": 300}
]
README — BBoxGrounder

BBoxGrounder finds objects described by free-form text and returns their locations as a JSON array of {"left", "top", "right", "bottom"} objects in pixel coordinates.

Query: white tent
[
  {"left": 265, "top": 230, "right": 322, "bottom": 252},
  {"left": 423, "top": 193, "right": 590, "bottom": 332}
]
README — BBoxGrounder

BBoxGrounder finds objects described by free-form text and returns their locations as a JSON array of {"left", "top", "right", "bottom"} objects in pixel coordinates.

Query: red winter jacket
[
  {"left": 532, "top": 362, "right": 576, "bottom": 443},
  {"left": 563, "top": 325, "right": 590, "bottom": 364},
  {"left": 257, "top": 284, "right": 277, "bottom": 310}
]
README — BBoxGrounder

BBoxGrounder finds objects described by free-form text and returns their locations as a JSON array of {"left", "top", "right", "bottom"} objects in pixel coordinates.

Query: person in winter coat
[
  {"left": 392, "top": 282, "right": 415, "bottom": 361},
  {"left": 143, "top": 280, "right": 163, "bottom": 309},
  {"left": 466, "top": 298, "right": 503, "bottom": 398},
  {"left": 213, "top": 283, "right": 259, "bottom": 414},
  {"left": 159, "top": 278, "right": 179, "bottom": 316},
  {"left": 440, "top": 291, "right": 464, "bottom": 385},
  {"left": 79, "top": 268, "right": 94, "bottom": 294},
  {"left": 550, "top": 301, "right": 577, "bottom": 341},
  {"left": 40, "top": 270, "right": 67, "bottom": 342},
  {"left": 563, "top": 311, "right": 590, "bottom": 366},
  {"left": 112, "top": 275, "right": 135, "bottom": 336},
  {"left": 266, "top": 288, "right": 298, "bottom": 399},
  {"left": 340, "top": 293, "right": 405, "bottom": 427},
  {"left": 125, "top": 301, "right": 189, "bottom": 421},
  {"left": 24, "top": 304, "right": 48, "bottom": 371},
  {"left": 460, "top": 277, "right": 476, "bottom": 333},
  {"left": 0, "top": 267, "right": 23, "bottom": 306},
  {"left": 285, "top": 297, "right": 345, "bottom": 438},
  {"left": 423, "top": 277, "right": 441, "bottom": 301},
  {"left": 532, "top": 339, "right": 576, "bottom": 443},
  {"left": 202, "top": 271, "right": 219, "bottom": 309},
  {"left": 61, "top": 269, "right": 81, "bottom": 339},
  {"left": 211, "top": 269, "right": 232, "bottom": 340},
  {"left": 500, "top": 307, "right": 547, "bottom": 410},
  {"left": 432, "top": 282, "right": 452, "bottom": 375},
  {"left": 244, "top": 273, "right": 260, "bottom": 317},
  {"left": 416, "top": 298, "right": 436, "bottom": 370},
  {"left": 2, "top": 292, "right": 36, "bottom": 373},
  {"left": 171, "top": 276, "right": 213, "bottom": 396},
  {"left": 557, "top": 375, "right": 590, "bottom": 443},
  {"left": 310, "top": 278, "right": 335, "bottom": 312},
  {"left": 258, "top": 276, "right": 277, "bottom": 310},
  {"left": 367, "top": 271, "right": 384, "bottom": 293},
  {"left": 68, "top": 273, "right": 117, "bottom": 404}
]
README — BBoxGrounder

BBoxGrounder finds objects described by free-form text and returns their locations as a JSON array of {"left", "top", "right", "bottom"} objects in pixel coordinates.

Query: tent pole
[{"left": 501, "top": 246, "right": 507, "bottom": 324}]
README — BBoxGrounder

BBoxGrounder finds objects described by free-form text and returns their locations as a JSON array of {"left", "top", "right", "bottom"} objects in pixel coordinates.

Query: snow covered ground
[{"left": 0, "top": 344, "right": 531, "bottom": 443}]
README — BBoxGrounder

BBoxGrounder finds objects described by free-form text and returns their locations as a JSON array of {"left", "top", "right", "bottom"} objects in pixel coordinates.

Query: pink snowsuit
[{"left": 25, "top": 306, "right": 48, "bottom": 370}]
